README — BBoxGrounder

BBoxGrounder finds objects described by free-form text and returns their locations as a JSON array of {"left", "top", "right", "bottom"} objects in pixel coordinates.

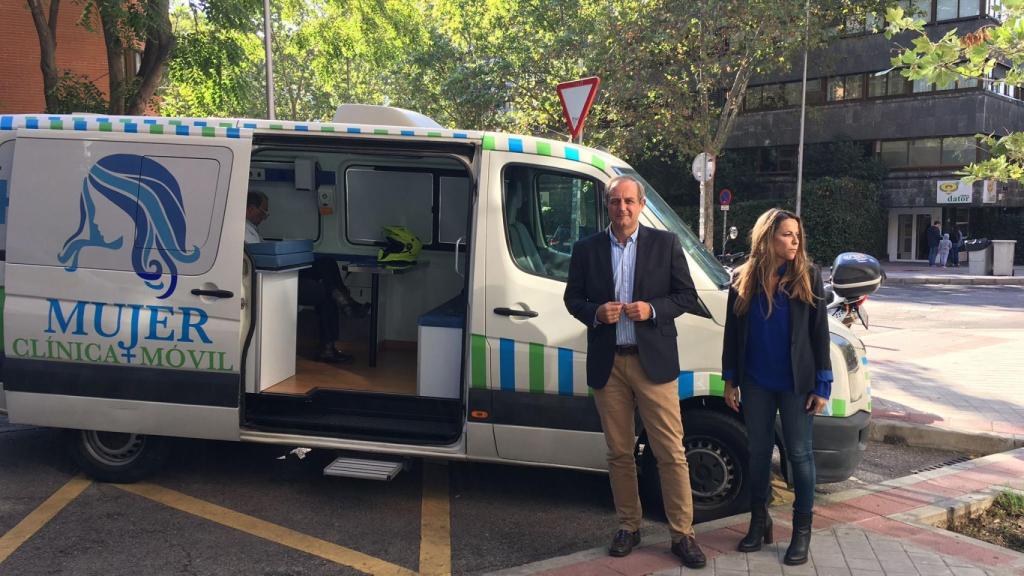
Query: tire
[
  {"left": 640, "top": 409, "right": 750, "bottom": 523},
  {"left": 67, "top": 429, "right": 166, "bottom": 483}
]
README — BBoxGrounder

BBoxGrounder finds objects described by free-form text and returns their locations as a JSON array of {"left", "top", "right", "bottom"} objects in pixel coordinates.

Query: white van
[{"left": 0, "top": 107, "right": 871, "bottom": 520}]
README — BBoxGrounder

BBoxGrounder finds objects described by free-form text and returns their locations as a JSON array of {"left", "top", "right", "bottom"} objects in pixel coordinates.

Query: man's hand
[
  {"left": 597, "top": 302, "right": 624, "bottom": 324},
  {"left": 623, "top": 301, "right": 652, "bottom": 321}
]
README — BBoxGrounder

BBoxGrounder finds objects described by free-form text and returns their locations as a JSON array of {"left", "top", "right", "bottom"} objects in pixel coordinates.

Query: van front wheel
[
  {"left": 640, "top": 410, "right": 750, "bottom": 523},
  {"left": 67, "top": 429, "right": 166, "bottom": 483}
]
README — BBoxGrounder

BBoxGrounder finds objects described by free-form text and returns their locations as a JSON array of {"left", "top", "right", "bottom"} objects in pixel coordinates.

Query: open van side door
[{"left": 3, "top": 120, "right": 252, "bottom": 440}]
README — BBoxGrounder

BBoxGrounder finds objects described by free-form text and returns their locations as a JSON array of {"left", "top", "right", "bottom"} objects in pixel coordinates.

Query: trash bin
[
  {"left": 968, "top": 245, "right": 993, "bottom": 275},
  {"left": 991, "top": 240, "right": 1017, "bottom": 276}
]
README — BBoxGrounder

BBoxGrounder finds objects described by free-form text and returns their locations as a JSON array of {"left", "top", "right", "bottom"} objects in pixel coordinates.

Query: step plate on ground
[{"left": 323, "top": 457, "right": 404, "bottom": 481}]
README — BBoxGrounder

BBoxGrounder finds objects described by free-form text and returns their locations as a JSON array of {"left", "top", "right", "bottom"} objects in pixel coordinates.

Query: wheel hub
[
  {"left": 83, "top": 431, "right": 146, "bottom": 467},
  {"left": 686, "top": 438, "right": 735, "bottom": 501}
]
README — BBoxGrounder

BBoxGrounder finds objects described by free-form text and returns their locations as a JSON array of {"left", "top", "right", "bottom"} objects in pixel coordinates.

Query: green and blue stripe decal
[{"left": 472, "top": 334, "right": 724, "bottom": 399}]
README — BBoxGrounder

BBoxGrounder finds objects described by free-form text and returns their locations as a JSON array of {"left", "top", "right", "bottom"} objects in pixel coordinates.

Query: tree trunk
[
  {"left": 126, "top": 0, "right": 173, "bottom": 115},
  {"left": 99, "top": 6, "right": 126, "bottom": 115},
  {"left": 26, "top": 0, "right": 61, "bottom": 112}
]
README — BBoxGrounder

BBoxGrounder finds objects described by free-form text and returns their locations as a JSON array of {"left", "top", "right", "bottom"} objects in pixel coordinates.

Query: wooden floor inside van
[{"left": 263, "top": 344, "right": 417, "bottom": 396}]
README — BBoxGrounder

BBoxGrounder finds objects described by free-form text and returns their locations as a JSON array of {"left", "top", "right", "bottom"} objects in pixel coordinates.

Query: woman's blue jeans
[{"left": 741, "top": 383, "right": 817, "bottom": 513}]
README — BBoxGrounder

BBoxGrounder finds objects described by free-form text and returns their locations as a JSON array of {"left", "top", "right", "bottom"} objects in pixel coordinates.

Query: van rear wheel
[
  {"left": 640, "top": 409, "right": 750, "bottom": 523},
  {"left": 67, "top": 429, "right": 166, "bottom": 483}
]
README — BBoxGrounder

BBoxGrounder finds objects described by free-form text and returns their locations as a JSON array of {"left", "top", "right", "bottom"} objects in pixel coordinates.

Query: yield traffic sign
[{"left": 556, "top": 77, "right": 601, "bottom": 140}]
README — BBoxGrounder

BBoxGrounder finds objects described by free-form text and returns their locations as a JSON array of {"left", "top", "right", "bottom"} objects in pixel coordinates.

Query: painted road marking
[
  {"left": 419, "top": 463, "right": 452, "bottom": 575},
  {"left": 0, "top": 475, "right": 92, "bottom": 565},
  {"left": 118, "top": 482, "right": 417, "bottom": 576}
]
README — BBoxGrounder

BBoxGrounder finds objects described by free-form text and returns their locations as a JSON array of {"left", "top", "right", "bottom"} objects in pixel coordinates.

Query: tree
[
  {"left": 594, "top": 0, "right": 891, "bottom": 249},
  {"left": 886, "top": 0, "right": 1024, "bottom": 182}
]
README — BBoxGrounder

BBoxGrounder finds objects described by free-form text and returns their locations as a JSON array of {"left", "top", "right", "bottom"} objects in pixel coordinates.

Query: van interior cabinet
[
  {"left": 253, "top": 269, "right": 300, "bottom": 391},
  {"left": 416, "top": 295, "right": 465, "bottom": 399}
]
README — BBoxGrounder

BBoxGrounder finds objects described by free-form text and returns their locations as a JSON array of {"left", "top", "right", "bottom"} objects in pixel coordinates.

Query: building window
[
  {"left": 887, "top": 71, "right": 910, "bottom": 96},
  {"left": 828, "top": 74, "right": 865, "bottom": 101},
  {"left": 912, "top": 0, "right": 933, "bottom": 21},
  {"left": 941, "top": 136, "right": 977, "bottom": 164},
  {"left": 806, "top": 79, "right": 825, "bottom": 105},
  {"left": 937, "top": 0, "right": 981, "bottom": 20},
  {"left": 757, "top": 146, "right": 798, "bottom": 173},
  {"left": 762, "top": 84, "right": 786, "bottom": 109},
  {"left": 879, "top": 136, "right": 980, "bottom": 168},
  {"left": 912, "top": 78, "right": 933, "bottom": 93},
  {"left": 908, "top": 138, "right": 942, "bottom": 165},
  {"left": 745, "top": 85, "right": 763, "bottom": 111},
  {"left": 784, "top": 82, "right": 803, "bottom": 106},
  {"left": 868, "top": 72, "right": 887, "bottom": 97},
  {"left": 880, "top": 140, "right": 909, "bottom": 167}
]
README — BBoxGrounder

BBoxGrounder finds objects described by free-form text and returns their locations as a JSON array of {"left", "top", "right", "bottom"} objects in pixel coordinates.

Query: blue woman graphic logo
[{"left": 58, "top": 154, "right": 200, "bottom": 299}]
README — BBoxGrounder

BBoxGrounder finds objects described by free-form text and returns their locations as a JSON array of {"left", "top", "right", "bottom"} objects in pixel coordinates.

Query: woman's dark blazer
[{"left": 721, "top": 265, "right": 833, "bottom": 395}]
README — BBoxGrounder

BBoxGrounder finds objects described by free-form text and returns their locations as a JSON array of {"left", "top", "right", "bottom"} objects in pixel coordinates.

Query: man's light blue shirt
[{"left": 597, "top": 226, "right": 655, "bottom": 344}]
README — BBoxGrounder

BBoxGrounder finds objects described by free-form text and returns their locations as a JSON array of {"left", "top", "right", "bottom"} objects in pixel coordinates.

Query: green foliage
[
  {"left": 716, "top": 198, "right": 794, "bottom": 256},
  {"left": 47, "top": 71, "right": 108, "bottom": 114},
  {"left": 886, "top": 0, "right": 1024, "bottom": 183},
  {"left": 800, "top": 177, "right": 887, "bottom": 264},
  {"left": 995, "top": 490, "right": 1024, "bottom": 515}
]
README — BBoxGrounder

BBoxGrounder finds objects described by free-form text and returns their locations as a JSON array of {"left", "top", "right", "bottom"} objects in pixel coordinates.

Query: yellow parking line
[
  {"left": 418, "top": 463, "right": 452, "bottom": 576},
  {"left": 118, "top": 483, "right": 416, "bottom": 576},
  {"left": 0, "top": 475, "right": 92, "bottom": 565}
]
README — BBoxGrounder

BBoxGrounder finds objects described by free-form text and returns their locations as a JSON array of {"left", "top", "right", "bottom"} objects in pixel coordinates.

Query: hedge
[{"left": 670, "top": 177, "right": 887, "bottom": 266}]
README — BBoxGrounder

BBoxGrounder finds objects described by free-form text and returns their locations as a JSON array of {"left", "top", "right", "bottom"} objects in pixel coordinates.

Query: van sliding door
[{"left": 3, "top": 126, "right": 252, "bottom": 440}]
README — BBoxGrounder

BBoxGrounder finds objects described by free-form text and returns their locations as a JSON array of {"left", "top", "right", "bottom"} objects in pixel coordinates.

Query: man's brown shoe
[
  {"left": 671, "top": 536, "right": 707, "bottom": 569},
  {"left": 608, "top": 529, "right": 641, "bottom": 557}
]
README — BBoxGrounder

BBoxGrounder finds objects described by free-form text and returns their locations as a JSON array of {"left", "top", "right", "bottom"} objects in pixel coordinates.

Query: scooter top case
[{"left": 831, "top": 252, "right": 883, "bottom": 299}]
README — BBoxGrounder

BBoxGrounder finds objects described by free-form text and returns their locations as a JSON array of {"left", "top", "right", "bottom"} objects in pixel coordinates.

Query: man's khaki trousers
[{"left": 592, "top": 352, "right": 695, "bottom": 542}]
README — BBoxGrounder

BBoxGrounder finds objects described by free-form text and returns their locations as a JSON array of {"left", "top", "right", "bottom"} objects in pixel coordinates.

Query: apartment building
[{"left": 726, "top": 0, "right": 1023, "bottom": 262}]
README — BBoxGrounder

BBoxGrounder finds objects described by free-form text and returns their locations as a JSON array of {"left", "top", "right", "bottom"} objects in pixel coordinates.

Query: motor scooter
[{"left": 823, "top": 252, "right": 884, "bottom": 329}]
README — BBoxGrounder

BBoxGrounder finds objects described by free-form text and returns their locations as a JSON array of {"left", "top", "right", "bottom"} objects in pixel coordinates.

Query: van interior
[{"left": 239, "top": 135, "right": 475, "bottom": 445}]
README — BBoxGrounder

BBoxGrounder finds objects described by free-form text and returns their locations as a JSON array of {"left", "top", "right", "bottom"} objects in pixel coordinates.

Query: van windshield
[{"left": 614, "top": 167, "right": 731, "bottom": 288}]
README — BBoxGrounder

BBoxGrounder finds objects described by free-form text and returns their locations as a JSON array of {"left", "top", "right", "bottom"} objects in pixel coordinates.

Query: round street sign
[
  {"left": 691, "top": 153, "right": 716, "bottom": 182},
  {"left": 719, "top": 188, "right": 732, "bottom": 205}
]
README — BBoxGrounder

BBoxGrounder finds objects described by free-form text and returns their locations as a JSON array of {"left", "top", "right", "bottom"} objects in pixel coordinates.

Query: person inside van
[
  {"left": 245, "top": 191, "right": 358, "bottom": 364},
  {"left": 245, "top": 191, "right": 270, "bottom": 243}
]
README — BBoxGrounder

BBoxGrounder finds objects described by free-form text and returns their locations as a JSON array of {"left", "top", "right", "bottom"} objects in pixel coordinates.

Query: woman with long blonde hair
[{"left": 721, "top": 208, "right": 832, "bottom": 566}]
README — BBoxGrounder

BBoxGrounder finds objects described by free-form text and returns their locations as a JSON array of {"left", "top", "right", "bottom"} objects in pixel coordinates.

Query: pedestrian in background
[
  {"left": 721, "top": 208, "right": 832, "bottom": 566},
  {"left": 937, "top": 233, "right": 953, "bottom": 269},
  {"left": 950, "top": 227, "right": 964, "bottom": 267},
  {"left": 927, "top": 221, "right": 942, "bottom": 266}
]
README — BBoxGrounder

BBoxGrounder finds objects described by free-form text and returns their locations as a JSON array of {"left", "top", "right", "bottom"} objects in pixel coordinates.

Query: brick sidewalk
[{"left": 487, "top": 449, "right": 1024, "bottom": 576}]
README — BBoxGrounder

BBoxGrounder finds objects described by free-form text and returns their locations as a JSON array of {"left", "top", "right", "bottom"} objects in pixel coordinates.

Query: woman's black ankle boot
[
  {"left": 784, "top": 510, "right": 813, "bottom": 565},
  {"left": 737, "top": 501, "right": 773, "bottom": 552}
]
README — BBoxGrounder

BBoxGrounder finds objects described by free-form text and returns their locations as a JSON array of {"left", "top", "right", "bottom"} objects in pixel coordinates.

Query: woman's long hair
[{"left": 732, "top": 208, "right": 816, "bottom": 316}]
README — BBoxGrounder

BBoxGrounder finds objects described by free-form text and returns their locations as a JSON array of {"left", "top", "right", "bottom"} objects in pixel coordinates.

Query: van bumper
[{"left": 812, "top": 410, "right": 870, "bottom": 483}]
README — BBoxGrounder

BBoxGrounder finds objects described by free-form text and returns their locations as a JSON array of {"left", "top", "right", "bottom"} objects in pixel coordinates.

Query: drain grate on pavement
[{"left": 909, "top": 455, "right": 971, "bottom": 475}]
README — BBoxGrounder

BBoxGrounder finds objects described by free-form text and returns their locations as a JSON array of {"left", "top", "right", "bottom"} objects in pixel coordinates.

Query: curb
[
  {"left": 868, "top": 418, "right": 1024, "bottom": 454},
  {"left": 484, "top": 448, "right": 1024, "bottom": 576},
  {"left": 883, "top": 276, "right": 1024, "bottom": 286}
]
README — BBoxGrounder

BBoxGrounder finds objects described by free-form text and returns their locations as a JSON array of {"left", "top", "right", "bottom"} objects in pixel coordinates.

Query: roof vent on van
[{"left": 332, "top": 104, "right": 443, "bottom": 128}]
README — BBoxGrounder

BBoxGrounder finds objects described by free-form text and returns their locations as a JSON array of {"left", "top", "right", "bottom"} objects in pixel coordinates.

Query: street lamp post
[
  {"left": 795, "top": 0, "right": 809, "bottom": 216},
  {"left": 263, "top": 0, "right": 275, "bottom": 120}
]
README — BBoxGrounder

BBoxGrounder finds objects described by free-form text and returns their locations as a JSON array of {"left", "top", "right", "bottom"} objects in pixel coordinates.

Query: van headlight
[{"left": 830, "top": 333, "right": 859, "bottom": 374}]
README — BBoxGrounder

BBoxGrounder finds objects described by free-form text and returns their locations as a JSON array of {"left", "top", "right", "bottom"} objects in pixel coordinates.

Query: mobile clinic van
[{"left": 0, "top": 107, "right": 870, "bottom": 520}]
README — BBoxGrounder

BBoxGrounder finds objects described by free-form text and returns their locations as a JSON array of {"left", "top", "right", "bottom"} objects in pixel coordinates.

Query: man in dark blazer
[{"left": 564, "top": 175, "right": 706, "bottom": 568}]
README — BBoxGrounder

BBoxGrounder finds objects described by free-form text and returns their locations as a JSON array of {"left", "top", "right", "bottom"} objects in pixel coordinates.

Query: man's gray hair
[{"left": 604, "top": 175, "right": 646, "bottom": 203}]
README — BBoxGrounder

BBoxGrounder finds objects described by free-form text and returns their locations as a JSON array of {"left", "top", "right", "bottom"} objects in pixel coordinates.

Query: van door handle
[
  {"left": 191, "top": 288, "right": 234, "bottom": 299},
  {"left": 493, "top": 307, "right": 538, "bottom": 318}
]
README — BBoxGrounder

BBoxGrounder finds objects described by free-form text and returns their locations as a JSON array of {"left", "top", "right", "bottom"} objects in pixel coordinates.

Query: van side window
[
  {"left": 6, "top": 138, "right": 230, "bottom": 279},
  {"left": 503, "top": 165, "right": 600, "bottom": 282}
]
